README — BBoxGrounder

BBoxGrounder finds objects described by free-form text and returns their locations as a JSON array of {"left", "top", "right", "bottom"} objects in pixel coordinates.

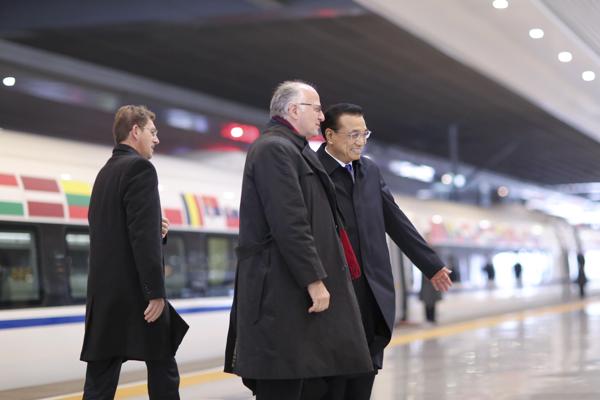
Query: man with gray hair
[{"left": 225, "top": 81, "right": 372, "bottom": 400}]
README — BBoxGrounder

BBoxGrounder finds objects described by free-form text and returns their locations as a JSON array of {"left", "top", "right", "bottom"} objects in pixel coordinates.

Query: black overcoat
[
  {"left": 224, "top": 121, "right": 373, "bottom": 380},
  {"left": 80, "top": 144, "right": 188, "bottom": 362},
  {"left": 317, "top": 144, "right": 444, "bottom": 367}
]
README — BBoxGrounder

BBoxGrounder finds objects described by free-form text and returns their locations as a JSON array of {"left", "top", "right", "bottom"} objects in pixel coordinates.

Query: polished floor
[
  {"left": 42, "top": 296, "right": 600, "bottom": 400},
  {"left": 4, "top": 283, "right": 591, "bottom": 400}
]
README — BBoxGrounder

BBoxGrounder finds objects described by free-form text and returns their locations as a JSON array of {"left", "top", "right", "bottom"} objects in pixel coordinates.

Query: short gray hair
[{"left": 269, "top": 80, "right": 315, "bottom": 118}]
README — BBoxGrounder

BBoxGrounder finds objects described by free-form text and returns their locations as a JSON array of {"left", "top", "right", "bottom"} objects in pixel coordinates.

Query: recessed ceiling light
[
  {"left": 529, "top": 28, "right": 544, "bottom": 39},
  {"left": 2, "top": 77, "right": 15, "bottom": 87},
  {"left": 558, "top": 51, "right": 573, "bottom": 63},
  {"left": 492, "top": 0, "right": 509, "bottom": 9},
  {"left": 497, "top": 186, "right": 509, "bottom": 197},
  {"left": 441, "top": 173, "right": 453, "bottom": 185},
  {"left": 582, "top": 71, "right": 596, "bottom": 81}
]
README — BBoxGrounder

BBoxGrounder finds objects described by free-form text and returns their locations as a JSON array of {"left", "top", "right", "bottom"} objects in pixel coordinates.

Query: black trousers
[
  {"left": 83, "top": 357, "right": 180, "bottom": 400},
  {"left": 252, "top": 378, "right": 329, "bottom": 400},
  {"left": 320, "top": 373, "right": 376, "bottom": 400}
]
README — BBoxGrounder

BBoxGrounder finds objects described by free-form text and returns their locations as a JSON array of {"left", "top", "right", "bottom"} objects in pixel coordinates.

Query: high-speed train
[{"left": 1, "top": 129, "right": 597, "bottom": 391}]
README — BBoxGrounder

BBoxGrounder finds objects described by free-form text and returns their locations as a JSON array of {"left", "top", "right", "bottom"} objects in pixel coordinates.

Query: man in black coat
[
  {"left": 317, "top": 103, "right": 452, "bottom": 399},
  {"left": 224, "top": 82, "right": 373, "bottom": 400},
  {"left": 81, "top": 105, "right": 188, "bottom": 399}
]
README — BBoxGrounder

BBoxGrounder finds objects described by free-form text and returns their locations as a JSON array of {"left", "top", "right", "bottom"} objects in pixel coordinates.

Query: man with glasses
[
  {"left": 317, "top": 103, "right": 452, "bottom": 399},
  {"left": 225, "top": 84, "right": 372, "bottom": 400},
  {"left": 81, "top": 105, "right": 188, "bottom": 399}
]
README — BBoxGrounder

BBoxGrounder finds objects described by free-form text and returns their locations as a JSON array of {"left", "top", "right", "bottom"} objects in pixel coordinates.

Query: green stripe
[
  {"left": 66, "top": 194, "right": 90, "bottom": 207},
  {"left": 0, "top": 201, "right": 24, "bottom": 216}
]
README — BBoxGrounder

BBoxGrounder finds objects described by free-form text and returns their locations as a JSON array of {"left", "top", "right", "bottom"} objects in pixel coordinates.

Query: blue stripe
[{"left": 0, "top": 305, "right": 231, "bottom": 330}]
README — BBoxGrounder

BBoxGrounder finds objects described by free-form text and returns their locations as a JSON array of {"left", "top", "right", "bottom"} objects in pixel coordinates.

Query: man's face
[
  {"left": 137, "top": 119, "right": 159, "bottom": 159},
  {"left": 293, "top": 88, "right": 325, "bottom": 138},
  {"left": 326, "top": 114, "right": 368, "bottom": 164}
]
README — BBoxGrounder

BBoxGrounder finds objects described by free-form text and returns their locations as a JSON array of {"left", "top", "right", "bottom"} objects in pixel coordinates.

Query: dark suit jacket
[
  {"left": 317, "top": 143, "right": 444, "bottom": 367},
  {"left": 81, "top": 144, "right": 188, "bottom": 361},
  {"left": 225, "top": 120, "right": 372, "bottom": 381}
]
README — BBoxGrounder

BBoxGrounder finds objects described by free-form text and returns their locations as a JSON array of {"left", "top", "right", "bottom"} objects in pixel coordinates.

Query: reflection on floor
[{"left": 119, "top": 298, "right": 600, "bottom": 400}]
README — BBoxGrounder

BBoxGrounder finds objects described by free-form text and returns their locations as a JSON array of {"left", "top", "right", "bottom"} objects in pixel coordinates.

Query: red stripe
[
  {"left": 28, "top": 201, "right": 64, "bottom": 217},
  {"left": 68, "top": 205, "right": 88, "bottom": 220},
  {"left": 193, "top": 195, "right": 204, "bottom": 226},
  {"left": 21, "top": 176, "right": 60, "bottom": 192},
  {"left": 0, "top": 173, "right": 18, "bottom": 187},
  {"left": 163, "top": 208, "right": 183, "bottom": 225},
  {"left": 226, "top": 217, "right": 239, "bottom": 228}
]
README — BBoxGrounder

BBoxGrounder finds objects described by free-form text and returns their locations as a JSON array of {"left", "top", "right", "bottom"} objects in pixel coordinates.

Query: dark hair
[
  {"left": 320, "top": 103, "right": 363, "bottom": 139},
  {"left": 112, "top": 105, "right": 156, "bottom": 144}
]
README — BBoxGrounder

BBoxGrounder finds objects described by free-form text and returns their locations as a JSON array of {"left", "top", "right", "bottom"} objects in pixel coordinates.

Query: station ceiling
[{"left": 2, "top": 0, "right": 600, "bottom": 185}]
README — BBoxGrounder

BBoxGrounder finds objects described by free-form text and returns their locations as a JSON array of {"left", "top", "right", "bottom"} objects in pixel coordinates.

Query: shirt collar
[{"left": 324, "top": 146, "right": 349, "bottom": 168}]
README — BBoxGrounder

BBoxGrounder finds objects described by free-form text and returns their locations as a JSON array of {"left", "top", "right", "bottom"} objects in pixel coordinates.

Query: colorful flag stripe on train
[
  {"left": 0, "top": 173, "right": 24, "bottom": 216},
  {"left": 60, "top": 180, "right": 92, "bottom": 220},
  {"left": 21, "top": 176, "right": 61, "bottom": 192},
  {"left": 163, "top": 208, "right": 184, "bottom": 226},
  {"left": 225, "top": 207, "right": 239, "bottom": 228},
  {"left": 21, "top": 175, "right": 64, "bottom": 218},
  {"left": 181, "top": 193, "right": 204, "bottom": 227},
  {"left": 0, "top": 173, "right": 18, "bottom": 187}
]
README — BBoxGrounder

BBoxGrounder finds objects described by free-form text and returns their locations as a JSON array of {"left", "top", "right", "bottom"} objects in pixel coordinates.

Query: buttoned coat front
[{"left": 224, "top": 121, "right": 372, "bottom": 381}]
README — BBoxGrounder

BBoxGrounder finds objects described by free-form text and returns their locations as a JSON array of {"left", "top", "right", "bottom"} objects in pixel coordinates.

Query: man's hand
[
  {"left": 430, "top": 267, "right": 453, "bottom": 292},
  {"left": 307, "top": 280, "right": 330, "bottom": 313},
  {"left": 161, "top": 217, "right": 170, "bottom": 239},
  {"left": 144, "top": 298, "right": 165, "bottom": 322}
]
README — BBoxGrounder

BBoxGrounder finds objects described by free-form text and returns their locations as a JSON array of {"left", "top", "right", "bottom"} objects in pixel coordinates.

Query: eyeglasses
[
  {"left": 297, "top": 103, "right": 323, "bottom": 113},
  {"left": 337, "top": 130, "right": 372, "bottom": 141},
  {"left": 143, "top": 126, "right": 158, "bottom": 138}
]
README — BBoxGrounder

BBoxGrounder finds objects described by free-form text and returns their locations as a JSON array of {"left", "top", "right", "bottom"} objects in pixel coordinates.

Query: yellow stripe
[
  {"left": 389, "top": 299, "right": 589, "bottom": 346},
  {"left": 51, "top": 299, "right": 595, "bottom": 399},
  {"left": 184, "top": 193, "right": 200, "bottom": 226},
  {"left": 60, "top": 180, "right": 92, "bottom": 196}
]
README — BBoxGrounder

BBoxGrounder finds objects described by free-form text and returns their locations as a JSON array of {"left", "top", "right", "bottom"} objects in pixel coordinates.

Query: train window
[
  {"left": 66, "top": 232, "right": 90, "bottom": 301},
  {"left": 164, "top": 235, "right": 187, "bottom": 298},
  {"left": 0, "top": 230, "right": 41, "bottom": 307},
  {"left": 206, "top": 235, "right": 236, "bottom": 296}
]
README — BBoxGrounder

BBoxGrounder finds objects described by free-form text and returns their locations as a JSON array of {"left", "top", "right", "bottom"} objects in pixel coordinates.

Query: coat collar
[
  {"left": 265, "top": 117, "right": 308, "bottom": 150},
  {"left": 113, "top": 143, "right": 140, "bottom": 156},
  {"left": 316, "top": 142, "right": 363, "bottom": 176},
  {"left": 265, "top": 119, "right": 331, "bottom": 187}
]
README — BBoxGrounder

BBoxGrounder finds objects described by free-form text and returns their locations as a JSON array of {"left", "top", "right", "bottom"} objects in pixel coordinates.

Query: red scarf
[{"left": 339, "top": 227, "right": 361, "bottom": 280}]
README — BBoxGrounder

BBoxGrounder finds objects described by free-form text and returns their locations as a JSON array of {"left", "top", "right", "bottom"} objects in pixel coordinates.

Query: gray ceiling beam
[{"left": 0, "top": 39, "right": 268, "bottom": 124}]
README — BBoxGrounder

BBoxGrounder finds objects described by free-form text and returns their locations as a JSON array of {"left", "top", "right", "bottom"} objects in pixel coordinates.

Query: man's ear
[
  {"left": 287, "top": 103, "right": 298, "bottom": 120},
  {"left": 325, "top": 128, "right": 334, "bottom": 143},
  {"left": 130, "top": 124, "right": 140, "bottom": 141}
]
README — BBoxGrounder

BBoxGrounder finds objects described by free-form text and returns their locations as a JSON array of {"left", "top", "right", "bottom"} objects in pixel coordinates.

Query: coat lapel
[{"left": 302, "top": 146, "right": 341, "bottom": 228}]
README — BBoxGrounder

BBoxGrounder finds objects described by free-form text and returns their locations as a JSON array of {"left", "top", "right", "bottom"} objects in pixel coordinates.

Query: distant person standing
[
  {"left": 224, "top": 82, "right": 372, "bottom": 400},
  {"left": 420, "top": 273, "right": 442, "bottom": 323},
  {"left": 513, "top": 261, "right": 523, "bottom": 287},
  {"left": 316, "top": 103, "right": 452, "bottom": 399},
  {"left": 482, "top": 259, "right": 496, "bottom": 287},
  {"left": 81, "top": 105, "right": 189, "bottom": 399},
  {"left": 576, "top": 252, "right": 587, "bottom": 298},
  {"left": 448, "top": 255, "right": 461, "bottom": 282}
]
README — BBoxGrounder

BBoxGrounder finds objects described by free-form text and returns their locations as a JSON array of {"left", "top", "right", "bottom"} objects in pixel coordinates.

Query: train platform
[{"left": 6, "top": 283, "right": 599, "bottom": 400}]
